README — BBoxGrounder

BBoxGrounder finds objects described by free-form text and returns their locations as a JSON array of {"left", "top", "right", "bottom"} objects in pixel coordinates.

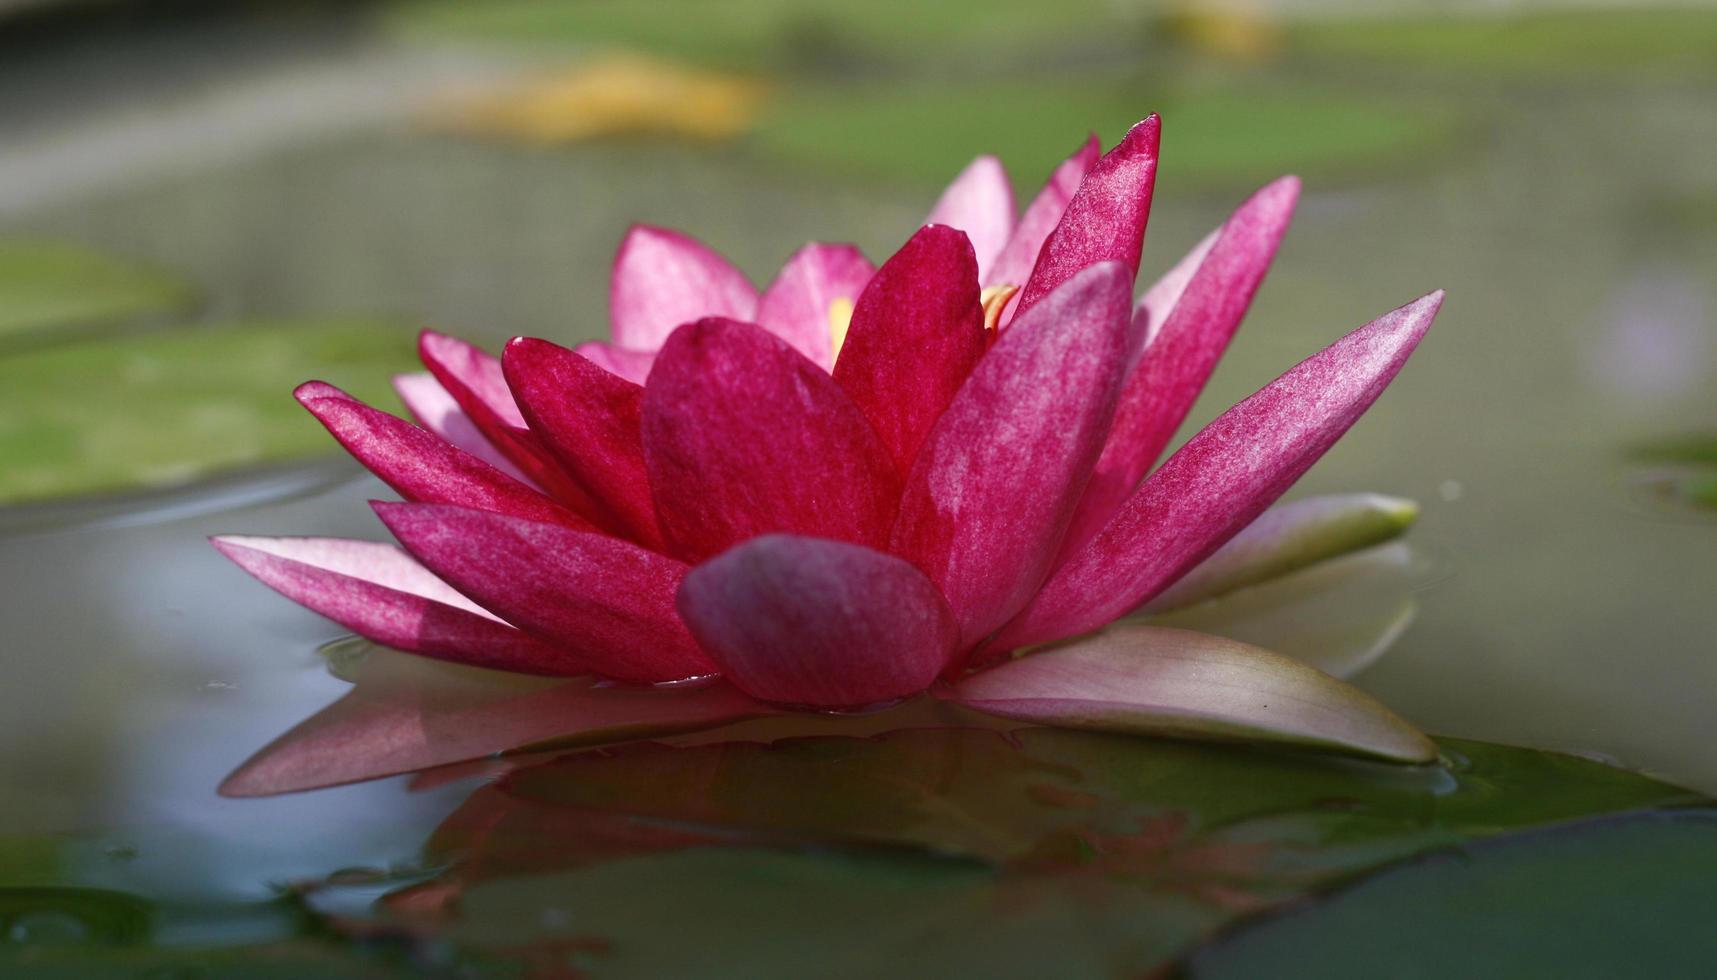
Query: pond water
[{"left": 2, "top": 6, "right": 1716, "bottom": 975}]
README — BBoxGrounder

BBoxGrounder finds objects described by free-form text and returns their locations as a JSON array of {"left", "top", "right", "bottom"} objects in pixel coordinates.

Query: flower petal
[
  {"left": 574, "top": 340, "right": 657, "bottom": 384},
  {"left": 374, "top": 502, "right": 714, "bottom": 684},
  {"left": 1142, "top": 493, "right": 1419, "bottom": 613},
  {"left": 677, "top": 535, "right": 958, "bottom": 707},
  {"left": 642, "top": 318, "right": 901, "bottom": 561},
  {"left": 610, "top": 225, "right": 756, "bottom": 351},
  {"left": 993, "top": 291, "right": 1444, "bottom": 652},
  {"left": 926, "top": 155, "right": 1015, "bottom": 281},
  {"left": 945, "top": 625, "right": 1437, "bottom": 763},
  {"left": 295, "top": 381, "right": 593, "bottom": 530},
  {"left": 831, "top": 225, "right": 987, "bottom": 475},
  {"left": 755, "top": 243, "right": 875, "bottom": 369},
  {"left": 988, "top": 134, "right": 1101, "bottom": 291},
  {"left": 393, "top": 372, "right": 536, "bottom": 486},
  {"left": 1015, "top": 115, "right": 1160, "bottom": 317},
  {"left": 1063, "top": 176, "right": 1301, "bottom": 550},
  {"left": 890, "top": 262, "right": 1138, "bottom": 650},
  {"left": 503, "top": 337, "right": 663, "bottom": 548},
  {"left": 210, "top": 535, "right": 583, "bottom": 675}
]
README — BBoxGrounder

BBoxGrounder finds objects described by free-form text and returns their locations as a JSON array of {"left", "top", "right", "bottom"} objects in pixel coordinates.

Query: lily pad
[
  {"left": 0, "top": 241, "right": 196, "bottom": 352},
  {"left": 0, "top": 317, "right": 418, "bottom": 506}
]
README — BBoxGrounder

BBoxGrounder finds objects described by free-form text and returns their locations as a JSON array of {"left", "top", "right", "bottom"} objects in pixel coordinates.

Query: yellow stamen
[
  {"left": 827, "top": 296, "right": 856, "bottom": 359},
  {"left": 980, "top": 284, "right": 1020, "bottom": 334}
]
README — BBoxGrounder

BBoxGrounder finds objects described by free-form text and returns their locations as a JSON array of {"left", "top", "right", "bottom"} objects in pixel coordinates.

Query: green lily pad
[
  {"left": 1186, "top": 809, "right": 1717, "bottom": 978},
  {"left": 0, "top": 317, "right": 418, "bottom": 506},
  {"left": 0, "top": 241, "right": 196, "bottom": 353}
]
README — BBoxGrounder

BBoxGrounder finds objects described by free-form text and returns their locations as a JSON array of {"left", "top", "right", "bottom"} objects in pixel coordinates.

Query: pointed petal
[
  {"left": 393, "top": 372, "right": 536, "bottom": 486},
  {"left": 890, "top": 262, "right": 1138, "bottom": 650},
  {"left": 295, "top": 381, "right": 593, "bottom": 530},
  {"left": 503, "top": 337, "right": 663, "bottom": 548},
  {"left": 374, "top": 502, "right": 714, "bottom": 684},
  {"left": 945, "top": 625, "right": 1437, "bottom": 763},
  {"left": 926, "top": 155, "right": 1015, "bottom": 281},
  {"left": 642, "top": 318, "right": 901, "bottom": 561},
  {"left": 609, "top": 225, "right": 756, "bottom": 351},
  {"left": 574, "top": 340, "right": 657, "bottom": 384},
  {"left": 211, "top": 535, "right": 584, "bottom": 675},
  {"left": 993, "top": 291, "right": 1444, "bottom": 651},
  {"left": 1063, "top": 176, "right": 1301, "bottom": 549},
  {"left": 1143, "top": 493, "right": 1419, "bottom": 613},
  {"left": 988, "top": 134, "right": 1101, "bottom": 290},
  {"left": 831, "top": 225, "right": 986, "bottom": 475},
  {"left": 677, "top": 535, "right": 958, "bottom": 708},
  {"left": 1015, "top": 116, "right": 1160, "bottom": 317},
  {"left": 755, "top": 243, "right": 875, "bottom": 369}
]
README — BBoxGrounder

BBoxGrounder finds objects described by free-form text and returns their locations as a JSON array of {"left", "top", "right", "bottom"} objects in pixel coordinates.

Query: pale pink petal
[
  {"left": 988, "top": 134, "right": 1101, "bottom": 291},
  {"left": 677, "top": 535, "right": 958, "bottom": 708},
  {"left": 574, "top": 340, "right": 657, "bottom": 385},
  {"left": 609, "top": 225, "right": 757, "bottom": 351},
  {"left": 1135, "top": 229, "right": 1218, "bottom": 347},
  {"left": 926, "top": 155, "right": 1015, "bottom": 281},
  {"left": 392, "top": 372, "right": 536, "bottom": 486},
  {"left": 755, "top": 243, "right": 875, "bottom": 369},
  {"left": 944, "top": 625, "right": 1436, "bottom": 763},
  {"left": 890, "top": 262, "right": 1138, "bottom": 651},
  {"left": 992, "top": 291, "right": 1444, "bottom": 652},
  {"left": 375, "top": 502, "right": 714, "bottom": 684},
  {"left": 641, "top": 318, "right": 901, "bottom": 562},
  {"left": 831, "top": 225, "right": 986, "bottom": 475}
]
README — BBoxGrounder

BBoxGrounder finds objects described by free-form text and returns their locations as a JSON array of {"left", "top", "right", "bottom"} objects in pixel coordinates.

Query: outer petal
[
  {"left": 641, "top": 318, "right": 901, "bottom": 561},
  {"left": 831, "top": 225, "right": 986, "bottom": 475},
  {"left": 943, "top": 625, "right": 1437, "bottom": 763},
  {"left": 988, "top": 134, "right": 1101, "bottom": 290},
  {"left": 374, "top": 502, "right": 714, "bottom": 684},
  {"left": 890, "top": 262, "right": 1138, "bottom": 650},
  {"left": 925, "top": 155, "right": 1015, "bottom": 281},
  {"left": 574, "top": 340, "right": 657, "bottom": 385},
  {"left": 676, "top": 535, "right": 958, "bottom": 708},
  {"left": 1015, "top": 115, "right": 1160, "bottom": 317},
  {"left": 393, "top": 372, "right": 535, "bottom": 486},
  {"left": 609, "top": 225, "right": 756, "bottom": 351},
  {"left": 993, "top": 291, "right": 1444, "bottom": 652},
  {"left": 1063, "top": 176, "right": 1301, "bottom": 550},
  {"left": 503, "top": 337, "right": 662, "bottom": 548},
  {"left": 295, "top": 381, "right": 593, "bottom": 531},
  {"left": 756, "top": 243, "right": 875, "bottom": 369}
]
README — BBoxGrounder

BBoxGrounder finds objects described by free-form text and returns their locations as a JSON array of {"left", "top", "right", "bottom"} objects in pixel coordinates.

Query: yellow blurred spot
[
  {"left": 426, "top": 53, "right": 769, "bottom": 144},
  {"left": 980, "top": 284, "right": 1019, "bottom": 335},
  {"left": 1160, "top": 2, "right": 1283, "bottom": 61},
  {"left": 827, "top": 297, "right": 856, "bottom": 359}
]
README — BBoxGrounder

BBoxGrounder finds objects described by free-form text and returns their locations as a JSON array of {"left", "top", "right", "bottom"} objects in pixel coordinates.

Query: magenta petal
[
  {"left": 756, "top": 243, "right": 875, "bottom": 369},
  {"left": 831, "top": 225, "right": 987, "bottom": 475},
  {"left": 993, "top": 291, "right": 1445, "bottom": 651},
  {"left": 988, "top": 134, "right": 1101, "bottom": 290},
  {"left": 1063, "top": 176, "right": 1301, "bottom": 550},
  {"left": 1015, "top": 116, "right": 1160, "bottom": 317},
  {"left": 374, "top": 502, "right": 715, "bottom": 684},
  {"left": 211, "top": 535, "right": 584, "bottom": 675},
  {"left": 295, "top": 381, "right": 593, "bottom": 531},
  {"left": 573, "top": 341, "right": 657, "bottom": 384},
  {"left": 890, "top": 262, "right": 1138, "bottom": 650},
  {"left": 609, "top": 225, "right": 757, "bottom": 351},
  {"left": 677, "top": 535, "right": 958, "bottom": 708},
  {"left": 393, "top": 372, "right": 536, "bottom": 486},
  {"left": 642, "top": 318, "right": 902, "bottom": 561},
  {"left": 925, "top": 155, "right": 1015, "bottom": 281},
  {"left": 503, "top": 337, "right": 663, "bottom": 549}
]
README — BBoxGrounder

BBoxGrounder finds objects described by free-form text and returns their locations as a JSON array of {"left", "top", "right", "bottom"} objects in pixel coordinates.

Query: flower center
[
  {"left": 980, "top": 284, "right": 1020, "bottom": 335},
  {"left": 827, "top": 296, "right": 856, "bottom": 357}
]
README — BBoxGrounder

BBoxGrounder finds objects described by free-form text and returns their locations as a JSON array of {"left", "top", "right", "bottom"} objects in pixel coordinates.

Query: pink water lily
[{"left": 215, "top": 115, "right": 1445, "bottom": 795}]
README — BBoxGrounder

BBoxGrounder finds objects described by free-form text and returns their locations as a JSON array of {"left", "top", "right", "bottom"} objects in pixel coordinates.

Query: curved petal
[
  {"left": 295, "top": 381, "right": 593, "bottom": 531},
  {"left": 393, "top": 372, "right": 535, "bottom": 486},
  {"left": 375, "top": 502, "right": 714, "bottom": 684},
  {"left": 610, "top": 225, "right": 756, "bottom": 351},
  {"left": 756, "top": 243, "right": 875, "bottom": 369},
  {"left": 890, "top": 262, "right": 1138, "bottom": 651},
  {"left": 503, "top": 337, "right": 663, "bottom": 548},
  {"left": 993, "top": 291, "right": 1444, "bottom": 652},
  {"left": 210, "top": 535, "right": 583, "bottom": 675},
  {"left": 641, "top": 318, "right": 901, "bottom": 561},
  {"left": 988, "top": 134, "right": 1101, "bottom": 291},
  {"left": 1063, "top": 176, "right": 1301, "bottom": 550},
  {"left": 831, "top": 225, "right": 986, "bottom": 476},
  {"left": 926, "top": 155, "right": 1015, "bottom": 281},
  {"left": 1015, "top": 115, "right": 1160, "bottom": 317},
  {"left": 677, "top": 535, "right": 958, "bottom": 708},
  {"left": 944, "top": 625, "right": 1437, "bottom": 763},
  {"left": 574, "top": 340, "right": 657, "bottom": 385}
]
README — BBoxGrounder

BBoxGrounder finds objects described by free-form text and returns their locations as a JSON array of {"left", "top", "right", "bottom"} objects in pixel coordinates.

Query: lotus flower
[{"left": 215, "top": 115, "right": 1445, "bottom": 793}]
